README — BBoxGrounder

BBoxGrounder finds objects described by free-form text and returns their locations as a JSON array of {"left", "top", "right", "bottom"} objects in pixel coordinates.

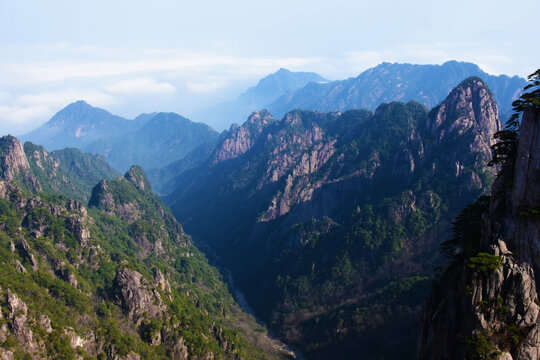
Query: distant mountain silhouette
[
  {"left": 267, "top": 61, "right": 526, "bottom": 120},
  {"left": 20, "top": 100, "right": 152, "bottom": 150},
  {"left": 191, "top": 68, "right": 327, "bottom": 130}
]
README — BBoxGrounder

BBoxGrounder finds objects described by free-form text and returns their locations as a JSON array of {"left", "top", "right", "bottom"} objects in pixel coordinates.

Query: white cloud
[
  {"left": 17, "top": 90, "right": 116, "bottom": 109},
  {"left": 0, "top": 105, "right": 53, "bottom": 136},
  {"left": 105, "top": 77, "right": 176, "bottom": 95},
  {"left": 185, "top": 81, "right": 225, "bottom": 93}
]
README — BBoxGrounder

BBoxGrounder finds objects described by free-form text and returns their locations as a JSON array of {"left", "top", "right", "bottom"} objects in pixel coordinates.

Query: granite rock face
[
  {"left": 214, "top": 110, "right": 275, "bottom": 163},
  {"left": 0, "top": 136, "right": 30, "bottom": 181},
  {"left": 115, "top": 267, "right": 167, "bottom": 325},
  {"left": 419, "top": 107, "right": 540, "bottom": 359}
]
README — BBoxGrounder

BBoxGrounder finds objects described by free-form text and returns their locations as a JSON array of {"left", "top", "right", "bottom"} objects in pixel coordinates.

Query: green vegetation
[
  {"left": 466, "top": 333, "right": 502, "bottom": 360},
  {"left": 0, "top": 148, "right": 283, "bottom": 359},
  {"left": 467, "top": 253, "right": 503, "bottom": 275}
]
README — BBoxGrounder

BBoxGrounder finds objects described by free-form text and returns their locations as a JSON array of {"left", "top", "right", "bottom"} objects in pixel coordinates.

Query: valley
[{"left": 0, "top": 62, "right": 537, "bottom": 359}]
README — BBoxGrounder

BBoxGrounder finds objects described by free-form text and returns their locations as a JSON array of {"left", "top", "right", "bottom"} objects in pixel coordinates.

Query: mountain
[
  {"left": 0, "top": 136, "right": 292, "bottom": 359},
  {"left": 267, "top": 61, "right": 526, "bottom": 122},
  {"left": 20, "top": 100, "right": 151, "bottom": 151},
  {"left": 419, "top": 74, "right": 540, "bottom": 359},
  {"left": 0, "top": 135, "right": 120, "bottom": 201},
  {"left": 191, "top": 68, "right": 327, "bottom": 131},
  {"left": 163, "top": 77, "right": 502, "bottom": 358},
  {"left": 84, "top": 112, "right": 220, "bottom": 172}
]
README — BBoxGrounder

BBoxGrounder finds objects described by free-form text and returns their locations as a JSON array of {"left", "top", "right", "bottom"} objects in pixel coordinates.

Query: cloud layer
[{"left": 0, "top": 43, "right": 532, "bottom": 136}]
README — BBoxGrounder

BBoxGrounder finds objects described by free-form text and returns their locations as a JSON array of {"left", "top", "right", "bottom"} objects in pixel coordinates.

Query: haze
[{"left": 1, "top": 0, "right": 538, "bottom": 135}]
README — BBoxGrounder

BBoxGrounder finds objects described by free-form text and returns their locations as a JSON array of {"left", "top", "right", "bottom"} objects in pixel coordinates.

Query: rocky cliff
[{"left": 419, "top": 95, "right": 540, "bottom": 357}]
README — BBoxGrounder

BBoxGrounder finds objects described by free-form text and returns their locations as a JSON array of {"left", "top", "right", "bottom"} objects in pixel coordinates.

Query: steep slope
[
  {"left": 419, "top": 73, "right": 540, "bottom": 359},
  {"left": 191, "top": 68, "right": 327, "bottom": 131},
  {"left": 268, "top": 61, "right": 525, "bottom": 121},
  {"left": 0, "top": 136, "right": 119, "bottom": 201},
  {"left": 84, "top": 112, "right": 220, "bottom": 172},
  {"left": 0, "top": 141, "right": 291, "bottom": 359},
  {"left": 20, "top": 101, "right": 150, "bottom": 151},
  {"left": 165, "top": 77, "right": 502, "bottom": 358}
]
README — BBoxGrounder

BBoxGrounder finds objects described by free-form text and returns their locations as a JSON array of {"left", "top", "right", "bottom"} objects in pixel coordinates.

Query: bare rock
[
  {"left": 6, "top": 289, "right": 37, "bottom": 353},
  {"left": 170, "top": 337, "right": 189, "bottom": 360},
  {"left": 20, "top": 239, "right": 38, "bottom": 272},
  {"left": 14, "top": 260, "right": 27, "bottom": 274},
  {"left": 39, "top": 315, "right": 52, "bottom": 333},
  {"left": 115, "top": 267, "right": 166, "bottom": 325},
  {"left": 0, "top": 136, "right": 30, "bottom": 181},
  {"left": 0, "top": 349, "right": 14, "bottom": 360},
  {"left": 419, "top": 107, "right": 540, "bottom": 358}
]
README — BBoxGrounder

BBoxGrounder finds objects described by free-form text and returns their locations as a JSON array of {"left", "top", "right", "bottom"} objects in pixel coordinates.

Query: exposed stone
[
  {"left": 6, "top": 289, "right": 37, "bottom": 352},
  {"left": 115, "top": 267, "right": 166, "bottom": 325},
  {"left": 154, "top": 269, "right": 172, "bottom": 294},
  {"left": 214, "top": 110, "right": 274, "bottom": 163},
  {"left": 419, "top": 107, "right": 540, "bottom": 358},
  {"left": 170, "top": 337, "right": 189, "bottom": 360},
  {"left": 0, "top": 349, "right": 14, "bottom": 360},
  {"left": 0, "top": 136, "right": 30, "bottom": 181},
  {"left": 39, "top": 314, "right": 52, "bottom": 333},
  {"left": 20, "top": 239, "right": 38, "bottom": 272}
]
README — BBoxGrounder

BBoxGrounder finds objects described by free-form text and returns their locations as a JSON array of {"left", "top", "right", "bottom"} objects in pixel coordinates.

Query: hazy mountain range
[
  {"left": 191, "top": 68, "right": 328, "bottom": 130},
  {"left": 21, "top": 101, "right": 219, "bottom": 173},
  {"left": 266, "top": 60, "right": 526, "bottom": 120}
]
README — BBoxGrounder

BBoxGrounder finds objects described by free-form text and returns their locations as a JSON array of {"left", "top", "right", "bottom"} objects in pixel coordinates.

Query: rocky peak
[
  {"left": 0, "top": 136, "right": 30, "bottom": 181},
  {"left": 124, "top": 165, "right": 152, "bottom": 193},
  {"left": 214, "top": 110, "right": 275, "bottom": 163},
  {"left": 244, "top": 109, "right": 275, "bottom": 132},
  {"left": 428, "top": 77, "right": 502, "bottom": 144},
  {"left": 419, "top": 106, "right": 540, "bottom": 359}
]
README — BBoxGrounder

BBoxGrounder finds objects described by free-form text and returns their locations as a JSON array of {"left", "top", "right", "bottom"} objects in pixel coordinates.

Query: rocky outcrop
[
  {"left": 125, "top": 165, "right": 152, "bottom": 193},
  {"left": 419, "top": 107, "right": 540, "bottom": 359},
  {"left": 214, "top": 110, "right": 274, "bottom": 163},
  {"left": 6, "top": 289, "right": 38, "bottom": 353},
  {"left": 427, "top": 77, "right": 503, "bottom": 183},
  {"left": 115, "top": 267, "right": 166, "bottom": 325},
  {"left": 0, "top": 136, "right": 30, "bottom": 181},
  {"left": 89, "top": 179, "right": 144, "bottom": 223}
]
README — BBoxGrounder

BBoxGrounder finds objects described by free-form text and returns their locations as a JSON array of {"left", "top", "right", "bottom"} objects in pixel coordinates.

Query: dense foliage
[{"left": 0, "top": 143, "right": 286, "bottom": 359}]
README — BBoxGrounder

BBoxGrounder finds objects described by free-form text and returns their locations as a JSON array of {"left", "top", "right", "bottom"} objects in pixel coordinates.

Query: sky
[{"left": 0, "top": 0, "right": 538, "bottom": 135}]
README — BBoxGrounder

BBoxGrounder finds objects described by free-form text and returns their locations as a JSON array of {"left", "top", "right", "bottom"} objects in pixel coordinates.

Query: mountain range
[
  {"left": 267, "top": 61, "right": 526, "bottom": 121},
  {"left": 161, "top": 77, "right": 502, "bottom": 358},
  {"left": 191, "top": 68, "right": 327, "bottom": 131},
  {"left": 21, "top": 101, "right": 219, "bottom": 173}
]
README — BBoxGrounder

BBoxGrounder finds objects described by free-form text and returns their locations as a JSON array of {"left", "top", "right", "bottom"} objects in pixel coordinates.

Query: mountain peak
[
  {"left": 275, "top": 68, "right": 291, "bottom": 74},
  {"left": 124, "top": 165, "right": 152, "bottom": 193},
  {"left": 67, "top": 99, "right": 91, "bottom": 108}
]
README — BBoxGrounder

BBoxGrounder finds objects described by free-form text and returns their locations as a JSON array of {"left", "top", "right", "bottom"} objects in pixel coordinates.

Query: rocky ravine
[
  {"left": 165, "top": 77, "right": 502, "bottom": 358},
  {"left": 419, "top": 106, "right": 540, "bottom": 359}
]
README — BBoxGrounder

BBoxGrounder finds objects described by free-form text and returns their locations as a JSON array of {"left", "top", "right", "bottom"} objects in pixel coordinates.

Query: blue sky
[{"left": 0, "top": 0, "right": 538, "bottom": 134}]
